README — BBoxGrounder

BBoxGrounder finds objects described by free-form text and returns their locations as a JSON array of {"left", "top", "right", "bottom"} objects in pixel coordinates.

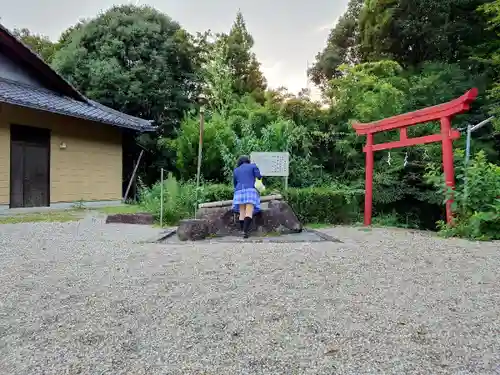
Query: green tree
[
  {"left": 57, "top": 21, "right": 87, "bottom": 49},
  {"left": 478, "top": 0, "right": 500, "bottom": 130},
  {"left": 174, "top": 111, "right": 235, "bottom": 181},
  {"left": 51, "top": 5, "right": 203, "bottom": 185},
  {"left": 325, "top": 61, "right": 409, "bottom": 195},
  {"left": 308, "top": 0, "right": 363, "bottom": 87},
  {"left": 220, "top": 11, "right": 267, "bottom": 99},
  {"left": 358, "top": 0, "right": 495, "bottom": 67},
  {"left": 12, "top": 28, "right": 58, "bottom": 63},
  {"left": 197, "top": 34, "right": 235, "bottom": 116},
  {"left": 51, "top": 5, "right": 200, "bottom": 135}
]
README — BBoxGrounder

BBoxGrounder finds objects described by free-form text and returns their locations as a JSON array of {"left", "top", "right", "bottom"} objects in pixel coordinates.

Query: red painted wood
[
  {"left": 354, "top": 89, "right": 478, "bottom": 227},
  {"left": 363, "top": 130, "right": 460, "bottom": 152},
  {"left": 364, "top": 133, "right": 374, "bottom": 226},
  {"left": 353, "top": 89, "right": 477, "bottom": 134},
  {"left": 400, "top": 128, "right": 407, "bottom": 140},
  {"left": 440, "top": 117, "right": 456, "bottom": 224},
  {"left": 353, "top": 103, "right": 471, "bottom": 134}
]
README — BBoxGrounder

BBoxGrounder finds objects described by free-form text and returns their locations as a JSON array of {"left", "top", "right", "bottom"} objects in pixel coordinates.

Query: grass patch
[
  {"left": 262, "top": 231, "right": 282, "bottom": 237},
  {"left": 0, "top": 211, "right": 82, "bottom": 224},
  {"left": 357, "top": 227, "right": 372, "bottom": 232},
  {"left": 0, "top": 204, "right": 145, "bottom": 225},
  {"left": 305, "top": 223, "right": 333, "bottom": 229}
]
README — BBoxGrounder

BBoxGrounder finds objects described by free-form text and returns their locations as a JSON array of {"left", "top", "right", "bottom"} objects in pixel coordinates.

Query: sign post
[
  {"left": 250, "top": 152, "right": 290, "bottom": 189},
  {"left": 160, "top": 168, "right": 164, "bottom": 228}
]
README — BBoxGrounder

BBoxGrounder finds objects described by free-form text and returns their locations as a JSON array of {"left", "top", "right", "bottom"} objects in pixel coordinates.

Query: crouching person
[{"left": 232, "top": 155, "right": 262, "bottom": 238}]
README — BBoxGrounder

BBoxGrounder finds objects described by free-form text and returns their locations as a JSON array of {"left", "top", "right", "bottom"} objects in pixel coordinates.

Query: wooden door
[{"left": 10, "top": 125, "right": 50, "bottom": 208}]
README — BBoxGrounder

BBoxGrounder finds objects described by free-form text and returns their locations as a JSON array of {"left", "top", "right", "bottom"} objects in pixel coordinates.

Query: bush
[
  {"left": 371, "top": 211, "right": 420, "bottom": 229},
  {"left": 139, "top": 177, "right": 363, "bottom": 226},
  {"left": 202, "top": 184, "right": 363, "bottom": 225},
  {"left": 426, "top": 151, "right": 500, "bottom": 240},
  {"left": 139, "top": 173, "right": 198, "bottom": 224},
  {"left": 284, "top": 187, "right": 362, "bottom": 224},
  {"left": 201, "top": 184, "right": 233, "bottom": 202},
  {"left": 139, "top": 178, "right": 233, "bottom": 225}
]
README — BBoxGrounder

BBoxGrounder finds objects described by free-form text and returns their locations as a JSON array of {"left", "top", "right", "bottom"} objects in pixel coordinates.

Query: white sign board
[{"left": 250, "top": 152, "right": 289, "bottom": 177}]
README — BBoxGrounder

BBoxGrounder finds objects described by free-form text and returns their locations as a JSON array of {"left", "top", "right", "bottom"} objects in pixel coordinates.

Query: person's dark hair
[{"left": 237, "top": 155, "right": 250, "bottom": 167}]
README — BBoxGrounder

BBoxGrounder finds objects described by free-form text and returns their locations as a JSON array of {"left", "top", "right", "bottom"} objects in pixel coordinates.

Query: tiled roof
[{"left": 0, "top": 78, "right": 154, "bottom": 131}]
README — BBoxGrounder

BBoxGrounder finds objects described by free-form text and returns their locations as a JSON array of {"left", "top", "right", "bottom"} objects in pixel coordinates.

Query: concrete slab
[{"left": 158, "top": 229, "right": 341, "bottom": 244}]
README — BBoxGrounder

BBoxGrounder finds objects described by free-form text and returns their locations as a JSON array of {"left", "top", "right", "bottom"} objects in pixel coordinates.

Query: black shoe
[{"left": 243, "top": 217, "right": 252, "bottom": 238}]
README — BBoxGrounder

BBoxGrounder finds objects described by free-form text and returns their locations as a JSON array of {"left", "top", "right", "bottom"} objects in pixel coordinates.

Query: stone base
[
  {"left": 194, "top": 200, "right": 302, "bottom": 237},
  {"left": 177, "top": 219, "right": 209, "bottom": 241},
  {"left": 106, "top": 213, "right": 154, "bottom": 225}
]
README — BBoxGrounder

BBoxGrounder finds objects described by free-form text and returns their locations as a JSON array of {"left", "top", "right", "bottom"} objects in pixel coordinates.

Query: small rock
[
  {"left": 177, "top": 219, "right": 209, "bottom": 241},
  {"left": 105, "top": 213, "right": 154, "bottom": 225},
  {"left": 325, "top": 345, "right": 340, "bottom": 356}
]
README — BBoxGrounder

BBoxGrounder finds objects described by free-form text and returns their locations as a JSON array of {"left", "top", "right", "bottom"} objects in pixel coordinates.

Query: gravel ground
[{"left": 0, "top": 217, "right": 499, "bottom": 375}]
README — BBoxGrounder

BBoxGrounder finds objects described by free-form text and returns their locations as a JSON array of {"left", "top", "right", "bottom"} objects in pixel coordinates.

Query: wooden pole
[
  {"left": 440, "top": 116, "right": 455, "bottom": 224},
  {"left": 364, "top": 133, "right": 374, "bottom": 226},
  {"left": 195, "top": 109, "right": 205, "bottom": 192},
  {"left": 160, "top": 168, "right": 164, "bottom": 228},
  {"left": 195, "top": 106, "right": 205, "bottom": 217},
  {"left": 123, "top": 149, "right": 144, "bottom": 202}
]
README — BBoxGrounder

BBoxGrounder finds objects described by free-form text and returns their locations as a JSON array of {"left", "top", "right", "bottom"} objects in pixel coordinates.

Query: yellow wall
[{"left": 0, "top": 103, "right": 123, "bottom": 205}]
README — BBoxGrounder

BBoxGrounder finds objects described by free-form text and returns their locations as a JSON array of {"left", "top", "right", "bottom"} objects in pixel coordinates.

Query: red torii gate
[{"left": 352, "top": 88, "right": 478, "bottom": 226}]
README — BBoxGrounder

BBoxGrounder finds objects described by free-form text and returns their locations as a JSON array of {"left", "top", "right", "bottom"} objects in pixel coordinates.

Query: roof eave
[
  {"left": 0, "top": 97, "right": 153, "bottom": 132},
  {"left": 0, "top": 23, "right": 156, "bottom": 132},
  {"left": 0, "top": 24, "right": 86, "bottom": 102}
]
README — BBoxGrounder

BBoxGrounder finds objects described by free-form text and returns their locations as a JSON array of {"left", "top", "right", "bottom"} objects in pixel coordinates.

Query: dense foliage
[
  {"left": 51, "top": 5, "right": 199, "bottom": 133},
  {"left": 138, "top": 174, "right": 363, "bottom": 226},
  {"left": 308, "top": 0, "right": 363, "bottom": 87},
  {"left": 18, "top": 2, "right": 500, "bottom": 238},
  {"left": 358, "top": 0, "right": 494, "bottom": 66},
  {"left": 12, "top": 28, "right": 59, "bottom": 63},
  {"left": 426, "top": 151, "right": 500, "bottom": 239}
]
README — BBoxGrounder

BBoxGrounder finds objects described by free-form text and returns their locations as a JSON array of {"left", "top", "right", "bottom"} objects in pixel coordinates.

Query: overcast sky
[{"left": 0, "top": 0, "right": 349, "bottom": 94}]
